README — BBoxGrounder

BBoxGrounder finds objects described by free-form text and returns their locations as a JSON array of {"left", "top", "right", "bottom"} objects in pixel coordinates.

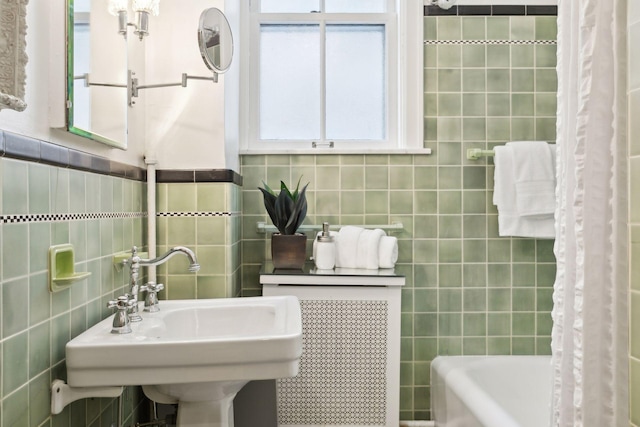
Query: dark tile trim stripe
[
  {"left": 156, "top": 169, "right": 244, "bottom": 186},
  {"left": 424, "top": 4, "right": 557, "bottom": 16},
  {"left": 1, "top": 212, "right": 147, "bottom": 224},
  {"left": 457, "top": 5, "right": 492, "bottom": 16},
  {"left": 491, "top": 5, "right": 526, "bottom": 15},
  {"left": 0, "top": 130, "right": 146, "bottom": 181},
  {"left": 526, "top": 6, "right": 558, "bottom": 15},
  {"left": 424, "top": 5, "right": 457, "bottom": 16},
  {"left": 0, "top": 133, "right": 243, "bottom": 186}
]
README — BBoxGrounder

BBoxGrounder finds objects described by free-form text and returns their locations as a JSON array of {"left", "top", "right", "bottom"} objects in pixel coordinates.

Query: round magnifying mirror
[{"left": 198, "top": 8, "right": 233, "bottom": 73}]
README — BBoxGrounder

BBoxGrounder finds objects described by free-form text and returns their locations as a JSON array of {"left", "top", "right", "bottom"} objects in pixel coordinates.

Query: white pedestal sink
[{"left": 62, "top": 296, "right": 302, "bottom": 427}]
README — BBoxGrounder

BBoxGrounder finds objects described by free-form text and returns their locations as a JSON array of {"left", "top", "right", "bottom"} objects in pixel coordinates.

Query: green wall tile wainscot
[
  {"left": 157, "top": 182, "right": 242, "bottom": 300},
  {"left": 0, "top": 157, "right": 148, "bottom": 426},
  {"left": 629, "top": 5, "right": 640, "bottom": 425}
]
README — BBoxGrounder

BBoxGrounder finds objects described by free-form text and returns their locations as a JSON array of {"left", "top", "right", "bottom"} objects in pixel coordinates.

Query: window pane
[
  {"left": 325, "top": 0, "right": 386, "bottom": 13},
  {"left": 260, "top": 0, "right": 320, "bottom": 13},
  {"left": 260, "top": 25, "right": 321, "bottom": 140},
  {"left": 326, "top": 25, "right": 386, "bottom": 140}
]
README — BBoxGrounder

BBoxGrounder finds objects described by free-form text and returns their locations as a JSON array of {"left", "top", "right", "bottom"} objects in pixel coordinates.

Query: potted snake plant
[{"left": 258, "top": 178, "right": 309, "bottom": 269}]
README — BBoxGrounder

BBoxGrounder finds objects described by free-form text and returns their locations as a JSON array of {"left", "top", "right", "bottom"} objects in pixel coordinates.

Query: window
[{"left": 240, "top": 0, "right": 423, "bottom": 152}]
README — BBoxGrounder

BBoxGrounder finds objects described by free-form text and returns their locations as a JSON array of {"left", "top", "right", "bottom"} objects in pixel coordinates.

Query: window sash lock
[{"left": 312, "top": 141, "right": 335, "bottom": 149}]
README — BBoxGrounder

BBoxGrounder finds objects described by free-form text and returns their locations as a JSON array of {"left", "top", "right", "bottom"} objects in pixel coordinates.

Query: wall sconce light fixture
[{"left": 108, "top": 0, "right": 160, "bottom": 40}]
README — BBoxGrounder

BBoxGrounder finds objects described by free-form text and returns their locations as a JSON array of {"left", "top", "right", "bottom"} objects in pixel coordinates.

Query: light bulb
[
  {"left": 133, "top": 0, "right": 160, "bottom": 16},
  {"left": 108, "top": 0, "right": 128, "bottom": 15}
]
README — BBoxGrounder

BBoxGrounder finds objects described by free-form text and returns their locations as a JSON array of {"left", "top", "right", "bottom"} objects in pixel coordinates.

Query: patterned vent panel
[{"left": 277, "top": 300, "right": 389, "bottom": 426}]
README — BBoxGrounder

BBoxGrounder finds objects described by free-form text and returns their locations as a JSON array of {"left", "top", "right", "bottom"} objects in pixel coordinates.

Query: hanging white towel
[
  {"left": 507, "top": 141, "right": 556, "bottom": 217},
  {"left": 493, "top": 145, "right": 555, "bottom": 238}
]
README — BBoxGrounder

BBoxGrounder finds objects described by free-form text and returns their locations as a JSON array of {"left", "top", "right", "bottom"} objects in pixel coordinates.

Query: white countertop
[{"left": 259, "top": 262, "right": 405, "bottom": 287}]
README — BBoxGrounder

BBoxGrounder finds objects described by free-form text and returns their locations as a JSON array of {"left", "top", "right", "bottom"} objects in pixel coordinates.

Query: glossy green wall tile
[
  {"left": 237, "top": 13, "right": 557, "bottom": 422},
  {"left": 0, "top": 157, "right": 147, "bottom": 426},
  {"left": 630, "top": 9, "right": 640, "bottom": 427},
  {"left": 157, "top": 182, "right": 242, "bottom": 299}
]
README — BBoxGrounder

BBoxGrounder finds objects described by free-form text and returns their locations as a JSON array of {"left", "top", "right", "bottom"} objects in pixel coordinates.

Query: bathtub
[{"left": 431, "top": 356, "right": 552, "bottom": 427}]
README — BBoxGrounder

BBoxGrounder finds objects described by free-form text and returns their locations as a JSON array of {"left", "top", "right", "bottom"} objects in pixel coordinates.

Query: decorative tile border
[
  {"left": 0, "top": 130, "right": 146, "bottom": 181},
  {"left": 424, "top": 39, "right": 556, "bottom": 45},
  {"left": 1, "top": 212, "right": 147, "bottom": 224},
  {"left": 424, "top": 5, "right": 557, "bottom": 16},
  {"left": 156, "top": 211, "right": 240, "bottom": 217}
]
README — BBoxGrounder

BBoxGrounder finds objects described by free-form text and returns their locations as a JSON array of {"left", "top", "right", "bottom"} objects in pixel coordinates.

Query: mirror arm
[
  {"left": 74, "top": 74, "right": 90, "bottom": 88},
  {"left": 74, "top": 73, "right": 127, "bottom": 89},
  {"left": 87, "top": 82, "right": 128, "bottom": 89},
  {"left": 186, "top": 73, "right": 219, "bottom": 84},
  {"left": 128, "top": 73, "right": 218, "bottom": 106}
]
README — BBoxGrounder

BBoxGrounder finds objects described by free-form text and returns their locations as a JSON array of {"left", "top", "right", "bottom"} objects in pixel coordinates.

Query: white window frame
[{"left": 238, "top": 0, "right": 426, "bottom": 154}]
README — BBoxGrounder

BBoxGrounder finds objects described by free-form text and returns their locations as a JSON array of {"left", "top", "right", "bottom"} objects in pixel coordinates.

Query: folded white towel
[
  {"left": 356, "top": 228, "right": 386, "bottom": 269},
  {"left": 378, "top": 236, "right": 398, "bottom": 269},
  {"left": 335, "top": 226, "right": 364, "bottom": 268},
  {"left": 507, "top": 141, "right": 556, "bottom": 217},
  {"left": 493, "top": 145, "right": 555, "bottom": 239}
]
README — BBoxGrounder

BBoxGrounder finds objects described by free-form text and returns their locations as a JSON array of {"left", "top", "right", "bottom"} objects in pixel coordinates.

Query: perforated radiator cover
[{"left": 276, "top": 299, "right": 389, "bottom": 426}]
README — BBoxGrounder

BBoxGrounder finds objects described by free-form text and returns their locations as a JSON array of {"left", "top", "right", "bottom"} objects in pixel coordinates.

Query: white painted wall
[
  {"left": 0, "top": 1, "right": 145, "bottom": 166},
  {"left": 0, "top": 1, "right": 237, "bottom": 171},
  {"left": 142, "top": 0, "right": 234, "bottom": 170}
]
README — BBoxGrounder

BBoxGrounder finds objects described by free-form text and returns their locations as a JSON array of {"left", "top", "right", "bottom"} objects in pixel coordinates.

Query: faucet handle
[
  {"left": 140, "top": 282, "right": 164, "bottom": 313},
  {"left": 107, "top": 295, "right": 135, "bottom": 334},
  {"left": 140, "top": 281, "right": 164, "bottom": 293},
  {"left": 107, "top": 295, "right": 134, "bottom": 310}
]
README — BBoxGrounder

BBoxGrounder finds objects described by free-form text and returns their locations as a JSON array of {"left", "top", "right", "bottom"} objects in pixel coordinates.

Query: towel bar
[
  {"left": 467, "top": 148, "right": 495, "bottom": 160},
  {"left": 467, "top": 143, "right": 554, "bottom": 160},
  {"left": 256, "top": 221, "right": 404, "bottom": 234}
]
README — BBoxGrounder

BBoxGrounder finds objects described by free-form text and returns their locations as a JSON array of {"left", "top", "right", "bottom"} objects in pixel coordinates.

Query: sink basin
[
  {"left": 66, "top": 296, "right": 302, "bottom": 388},
  {"left": 66, "top": 296, "right": 301, "bottom": 426}
]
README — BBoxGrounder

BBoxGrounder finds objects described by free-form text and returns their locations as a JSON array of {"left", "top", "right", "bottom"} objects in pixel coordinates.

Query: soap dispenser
[{"left": 314, "top": 222, "right": 336, "bottom": 270}]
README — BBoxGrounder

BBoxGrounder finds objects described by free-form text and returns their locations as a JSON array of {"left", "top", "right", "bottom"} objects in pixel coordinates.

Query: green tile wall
[
  {"left": 156, "top": 182, "right": 242, "bottom": 299},
  {"left": 0, "top": 157, "right": 148, "bottom": 426},
  {"left": 629, "top": 3, "right": 640, "bottom": 425},
  {"left": 239, "top": 14, "right": 557, "bottom": 421}
]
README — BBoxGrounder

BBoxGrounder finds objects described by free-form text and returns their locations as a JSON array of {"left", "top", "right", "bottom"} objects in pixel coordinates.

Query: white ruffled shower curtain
[{"left": 551, "top": 0, "right": 629, "bottom": 426}]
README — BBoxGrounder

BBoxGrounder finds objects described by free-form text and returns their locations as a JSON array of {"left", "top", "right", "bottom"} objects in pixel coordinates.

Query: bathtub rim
[{"left": 431, "top": 355, "right": 552, "bottom": 427}]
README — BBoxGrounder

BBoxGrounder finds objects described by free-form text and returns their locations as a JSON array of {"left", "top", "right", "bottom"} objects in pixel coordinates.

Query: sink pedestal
[
  {"left": 143, "top": 381, "right": 248, "bottom": 427},
  {"left": 176, "top": 397, "right": 235, "bottom": 427}
]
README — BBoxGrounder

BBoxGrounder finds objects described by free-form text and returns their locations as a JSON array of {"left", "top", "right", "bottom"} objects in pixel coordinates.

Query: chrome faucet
[
  {"left": 127, "top": 246, "right": 200, "bottom": 320},
  {"left": 136, "top": 246, "right": 200, "bottom": 272}
]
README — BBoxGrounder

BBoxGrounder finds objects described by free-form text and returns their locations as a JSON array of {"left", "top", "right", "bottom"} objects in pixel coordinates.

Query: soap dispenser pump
[{"left": 314, "top": 222, "right": 336, "bottom": 270}]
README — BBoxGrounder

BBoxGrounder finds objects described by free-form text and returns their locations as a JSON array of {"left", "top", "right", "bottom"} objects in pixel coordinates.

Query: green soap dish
[{"left": 48, "top": 244, "right": 91, "bottom": 293}]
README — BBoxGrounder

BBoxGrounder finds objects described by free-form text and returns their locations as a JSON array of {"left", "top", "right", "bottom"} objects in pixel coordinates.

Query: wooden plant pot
[{"left": 271, "top": 233, "right": 307, "bottom": 269}]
